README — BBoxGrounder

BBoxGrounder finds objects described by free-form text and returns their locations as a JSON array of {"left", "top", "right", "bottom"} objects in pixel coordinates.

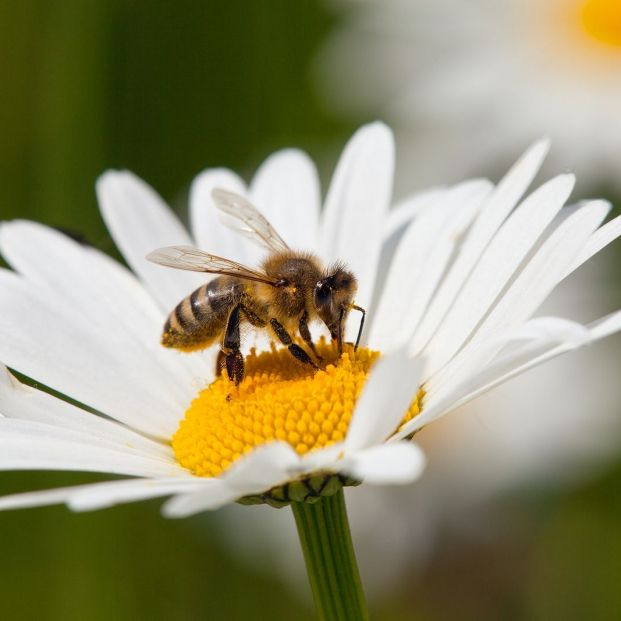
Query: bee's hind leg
[
  {"left": 270, "top": 318, "right": 320, "bottom": 370},
  {"left": 299, "top": 311, "right": 323, "bottom": 362},
  {"left": 222, "top": 305, "right": 245, "bottom": 385}
]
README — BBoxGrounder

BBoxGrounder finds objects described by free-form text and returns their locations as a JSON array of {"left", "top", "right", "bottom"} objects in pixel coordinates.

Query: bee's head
[{"left": 313, "top": 266, "right": 358, "bottom": 349}]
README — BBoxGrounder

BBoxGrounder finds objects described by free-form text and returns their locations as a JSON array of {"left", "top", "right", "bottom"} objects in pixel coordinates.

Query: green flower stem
[{"left": 291, "top": 489, "right": 369, "bottom": 621}]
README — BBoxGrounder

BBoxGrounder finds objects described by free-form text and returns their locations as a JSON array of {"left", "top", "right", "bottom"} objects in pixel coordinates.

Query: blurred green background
[{"left": 1, "top": 1, "right": 621, "bottom": 620}]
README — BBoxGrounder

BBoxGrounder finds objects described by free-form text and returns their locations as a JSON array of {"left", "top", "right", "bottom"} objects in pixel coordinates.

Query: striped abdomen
[{"left": 162, "top": 277, "right": 244, "bottom": 352}]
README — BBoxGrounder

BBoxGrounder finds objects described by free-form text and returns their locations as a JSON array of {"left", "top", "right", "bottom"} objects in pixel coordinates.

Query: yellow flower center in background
[
  {"left": 173, "top": 342, "right": 422, "bottom": 477},
  {"left": 579, "top": 0, "right": 621, "bottom": 48}
]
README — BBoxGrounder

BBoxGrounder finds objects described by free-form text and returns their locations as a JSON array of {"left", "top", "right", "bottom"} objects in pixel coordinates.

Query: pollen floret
[{"left": 173, "top": 342, "right": 422, "bottom": 477}]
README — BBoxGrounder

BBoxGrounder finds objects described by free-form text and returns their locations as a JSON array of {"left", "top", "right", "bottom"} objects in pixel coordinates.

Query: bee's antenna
[
  {"left": 337, "top": 307, "right": 345, "bottom": 355},
  {"left": 351, "top": 304, "right": 366, "bottom": 351}
]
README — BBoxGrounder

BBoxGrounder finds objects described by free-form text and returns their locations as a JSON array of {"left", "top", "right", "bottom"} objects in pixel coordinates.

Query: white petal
[
  {"left": 423, "top": 173, "right": 574, "bottom": 373},
  {"left": 0, "top": 269, "right": 182, "bottom": 438},
  {"left": 426, "top": 319, "right": 592, "bottom": 425},
  {"left": 394, "top": 311, "right": 621, "bottom": 441},
  {"left": 299, "top": 442, "right": 347, "bottom": 472},
  {"left": 340, "top": 442, "right": 426, "bottom": 485},
  {"left": 345, "top": 351, "right": 424, "bottom": 451},
  {"left": 0, "top": 436, "right": 186, "bottom": 478},
  {"left": 516, "top": 311, "right": 621, "bottom": 374},
  {"left": 97, "top": 170, "right": 204, "bottom": 311},
  {"left": 0, "top": 417, "right": 171, "bottom": 465},
  {"left": 411, "top": 139, "right": 550, "bottom": 356},
  {"left": 320, "top": 122, "right": 395, "bottom": 321},
  {"left": 500, "top": 316, "right": 591, "bottom": 345},
  {"left": 0, "top": 478, "right": 198, "bottom": 512},
  {"left": 249, "top": 149, "right": 321, "bottom": 250},
  {"left": 428, "top": 199, "right": 608, "bottom": 400},
  {"left": 162, "top": 481, "right": 237, "bottom": 517},
  {"left": 382, "top": 187, "right": 446, "bottom": 241},
  {"left": 162, "top": 442, "right": 303, "bottom": 517},
  {"left": 189, "top": 168, "right": 251, "bottom": 261},
  {"left": 68, "top": 477, "right": 203, "bottom": 511},
  {"left": 223, "top": 441, "right": 302, "bottom": 493},
  {"left": 588, "top": 309, "right": 621, "bottom": 340},
  {"left": 0, "top": 220, "right": 209, "bottom": 403},
  {"left": 0, "top": 368, "right": 171, "bottom": 458},
  {"left": 564, "top": 211, "right": 621, "bottom": 278},
  {"left": 370, "top": 189, "right": 446, "bottom": 326},
  {"left": 0, "top": 484, "right": 98, "bottom": 511},
  {"left": 371, "top": 180, "right": 491, "bottom": 350}
]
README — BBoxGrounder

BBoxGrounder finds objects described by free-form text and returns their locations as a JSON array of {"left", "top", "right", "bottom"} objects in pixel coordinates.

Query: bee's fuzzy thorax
[{"left": 259, "top": 251, "right": 324, "bottom": 322}]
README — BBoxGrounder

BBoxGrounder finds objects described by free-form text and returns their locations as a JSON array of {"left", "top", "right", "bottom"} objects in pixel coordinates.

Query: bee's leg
[
  {"left": 222, "top": 304, "right": 245, "bottom": 385},
  {"left": 350, "top": 304, "right": 366, "bottom": 351},
  {"left": 240, "top": 305, "right": 267, "bottom": 328},
  {"left": 215, "top": 350, "right": 227, "bottom": 376},
  {"left": 270, "top": 318, "right": 320, "bottom": 370},
  {"left": 298, "top": 311, "right": 323, "bottom": 361}
]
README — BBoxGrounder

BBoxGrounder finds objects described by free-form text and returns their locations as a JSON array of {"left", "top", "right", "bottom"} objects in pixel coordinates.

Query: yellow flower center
[
  {"left": 579, "top": 0, "right": 621, "bottom": 48},
  {"left": 173, "top": 341, "right": 422, "bottom": 478}
]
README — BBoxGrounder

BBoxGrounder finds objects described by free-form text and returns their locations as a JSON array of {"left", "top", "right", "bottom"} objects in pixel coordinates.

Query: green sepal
[
  {"left": 307, "top": 474, "right": 326, "bottom": 494},
  {"left": 288, "top": 480, "right": 310, "bottom": 502},
  {"left": 236, "top": 495, "right": 264, "bottom": 506},
  {"left": 264, "top": 496, "right": 290, "bottom": 509},
  {"left": 320, "top": 475, "right": 342, "bottom": 497}
]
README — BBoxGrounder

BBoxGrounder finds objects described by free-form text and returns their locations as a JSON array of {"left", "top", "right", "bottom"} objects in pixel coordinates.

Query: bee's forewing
[
  {"left": 146, "top": 246, "right": 216, "bottom": 271},
  {"left": 211, "top": 188, "right": 290, "bottom": 253},
  {"left": 146, "top": 245, "right": 277, "bottom": 284}
]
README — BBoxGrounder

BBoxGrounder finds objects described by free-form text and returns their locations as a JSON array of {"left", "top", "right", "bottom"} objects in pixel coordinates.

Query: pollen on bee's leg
[{"left": 172, "top": 339, "right": 424, "bottom": 483}]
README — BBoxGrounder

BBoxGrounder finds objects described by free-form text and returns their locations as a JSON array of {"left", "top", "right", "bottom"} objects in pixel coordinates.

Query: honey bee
[{"left": 146, "top": 189, "right": 365, "bottom": 384}]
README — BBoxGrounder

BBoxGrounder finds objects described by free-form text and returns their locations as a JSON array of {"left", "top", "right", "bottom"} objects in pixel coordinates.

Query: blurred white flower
[{"left": 317, "top": 0, "right": 621, "bottom": 193}]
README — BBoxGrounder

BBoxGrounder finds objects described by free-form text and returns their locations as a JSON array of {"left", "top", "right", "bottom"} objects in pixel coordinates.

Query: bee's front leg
[
  {"left": 222, "top": 304, "right": 245, "bottom": 385},
  {"left": 270, "top": 319, "right": 320, "bottom": 370},
  {"left": 298, "top": 311, "right": 323, "bottom": 362}
]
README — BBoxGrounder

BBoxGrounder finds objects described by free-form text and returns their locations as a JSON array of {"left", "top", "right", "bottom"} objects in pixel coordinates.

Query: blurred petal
[
  {"left": 68, "top": 477, "right": 202, "bottom": 512},
  {"left": 424, "top": 173, "right": 575, "bottom": 374},
  {"left": 223, "top": 441, "right": 301, "bottom": 493},
  {"left": 429, "top": 199, "right": 608, "bottom": 400},
  {"left": 250, "top": 149, "right": 320, "bottom": 250},
  {"left": 0, "top": 478, "right": 198, "bottom": 513},
  {"left": 189, "top": 168, "right": 250, "bottom": 261},
  {"left": 164, "top": 442, "right": 302, "bottom": 517},
  {"left": 383, "top": 187, "right": 446, "bottom": 241},
  {"left": 396, "top": 310, "right": 621, "bottom": 440},
  {"left": 162, "top": 482, "right": 235, "bottom": 518},
  {"left": 411, "top": 139, "right": 550, "bottom": 355},
  {"left": 565, "top": 212, "right": 621, "bottom": 278},
  {"left": 370, "top": 180, "right": 491, "bottom": 350},
  {"left": 342, "top": 442, "right": 426, "bottom": 485}
]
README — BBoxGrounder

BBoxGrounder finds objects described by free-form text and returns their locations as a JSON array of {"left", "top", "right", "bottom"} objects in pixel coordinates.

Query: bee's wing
[
  {"left": 212, "top": 188, "right": 290, "bottom": 253},
  {"left": 146, "top": 245, "right": 279, "bottom": 285}
]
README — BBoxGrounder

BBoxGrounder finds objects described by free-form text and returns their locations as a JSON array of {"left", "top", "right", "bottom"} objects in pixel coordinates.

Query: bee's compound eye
[{"left": 314, "top": 281, "right": 332, "bottom": 306}]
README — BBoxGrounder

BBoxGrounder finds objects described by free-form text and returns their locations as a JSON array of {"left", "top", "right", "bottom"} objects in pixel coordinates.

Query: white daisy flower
[
  {"left": 317, "top": 0, "right": 621, "bottom": 192},
  {"left": 0, "top": 123, "right": 620, "bottom": 518}
]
